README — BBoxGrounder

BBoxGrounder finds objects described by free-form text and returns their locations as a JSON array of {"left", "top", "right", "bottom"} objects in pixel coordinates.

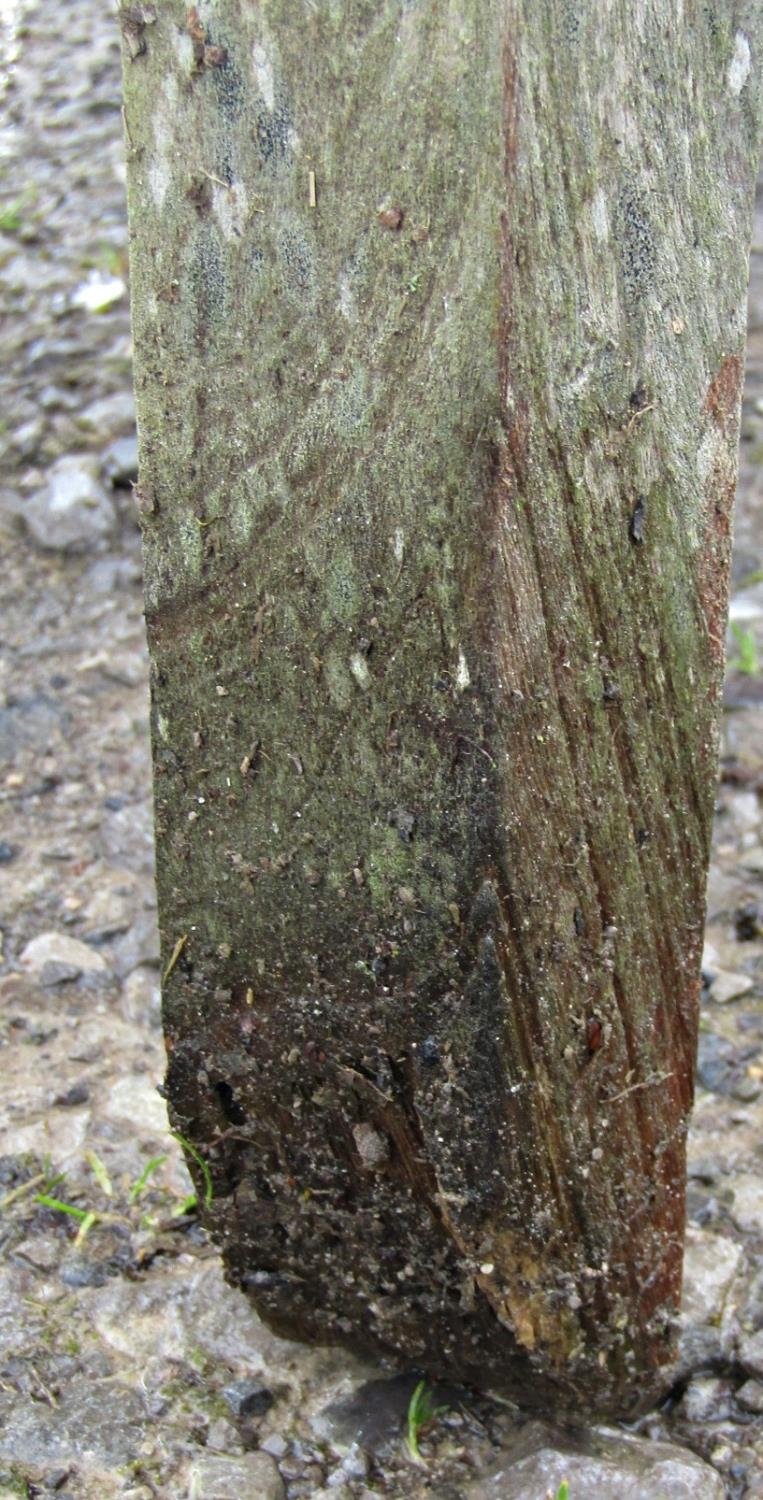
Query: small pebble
[
  {"left": 222, "top": 1378, "right": 274, "bottom": 1418},
  {"left": 737, "top": 1380, "right": 763, "bottom": 1414},
  {"left": 205, "top": 1417, "right": 242, "bottom": 1454},
  {"left": 53, "top": 1082, "right": 90, "bottom": 1107},
  {"left": 708, "top": 970, "right": 754, "bottom": 1004},
  {"left": 739, "top": 1328, "right": 763, "bottom": 1379},
  {"left": 260, "top": 1433, "right": 288, "bottom": 1460},
  {"left": 682, "top": 1375, "right": 732, "bottom": 1423},
  {"left": 736, "top": 901, "right": 762, "bottom": 941}
]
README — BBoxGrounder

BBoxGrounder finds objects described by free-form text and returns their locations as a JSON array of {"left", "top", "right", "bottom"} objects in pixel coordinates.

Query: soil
[{"left": 1, "top": 2, "right": 763, "bottom": 1497}]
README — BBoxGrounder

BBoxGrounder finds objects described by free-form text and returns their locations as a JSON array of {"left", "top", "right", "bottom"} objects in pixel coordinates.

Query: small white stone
[{"left": 72, "top": 272, "right": 126, "bottom": 312}]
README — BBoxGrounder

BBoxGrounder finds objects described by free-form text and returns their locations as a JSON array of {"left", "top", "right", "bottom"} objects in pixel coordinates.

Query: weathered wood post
[{"left": 122, "top": 2, "right": 761, "bottom": 1414}]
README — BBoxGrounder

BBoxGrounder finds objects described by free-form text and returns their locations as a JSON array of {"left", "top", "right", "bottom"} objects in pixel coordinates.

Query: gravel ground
[{"left": 1, "top": 3, "right": 763, "bottom": 1497}]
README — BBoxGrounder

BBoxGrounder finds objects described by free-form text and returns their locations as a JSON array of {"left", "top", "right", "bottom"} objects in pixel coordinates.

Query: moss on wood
[{"left": 123, "top": 0, "right": 762, "bottom": 1413}]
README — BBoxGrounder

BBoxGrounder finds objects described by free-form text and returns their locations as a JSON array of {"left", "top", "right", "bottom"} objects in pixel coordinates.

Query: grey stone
[
  {"left": 312, "top": 1373, "right": 424, "bottom": 1457},
  {"left": 459, "top": 1425, "right": 725, "bottom": 1500},
  {"left": 681, "top": 1227, "right": 743, "bottom": 1328},
  {"left": 732, "top": 1173, "right": 763, "bottom": 1234},
  {"left": 222, "top": 1378, "right": 274, "bottom": 1418},
  {"left": 260, "top": 1433, "right": 288, "bottom": 1460},
  {"left": 102, "top": 433, "right": 138, "bottom": 486},
  {"left": 740, "top": 845, "right": 763, "bottom": 874},
  {"left": 737, "top": 1379, "right": 763, "bottom": 1413},
  {"left": 205, "top": 1417, "right": 242, "bottom": 1454},
  {"left": 337, "top": 1443, "right": 369, "bottom": 1481},
  {"left": 19, "top": 931, "right": 108, "bottom": 985},
  {"left": 0, "top": 1376, "right": 146, "bottom": 1469},
  {"left": 186, "top": 1452, "right": 284, "bottom": 1499},
  {"left": 731, "top": 1075, "right": 762, "bottom": 1103},
  {"left": 708, "top": 970, "right": 754, "bottom": 1004},
  {"left": 120, "top": 967, "right": 162, "bottom": 1028},
  {"left": 23, "top": 455, "right": 117, "bottom": 551},
  {"left": 12, "top": 415, "right": 45, "bottom": 458},
  {"left": 78, "top": 391, "right": 136, "bottom": 436},
  {"left": 696, "top": 1032, "right": 741, "bottom": 1094},
  {"left": 739, "top": 1328, "right": 763, "bottom": 1379},
  {"left": 83, "top": 555, "right": 142, "bottom": 594},
  {"left": 682, "top": 1375, "right": 732, "bottom": 1422}
]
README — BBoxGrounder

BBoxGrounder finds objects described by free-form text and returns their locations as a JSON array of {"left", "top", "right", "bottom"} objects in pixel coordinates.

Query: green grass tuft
[{"left": 405, "top": 1379, "right": 448, "bottom": 1465}]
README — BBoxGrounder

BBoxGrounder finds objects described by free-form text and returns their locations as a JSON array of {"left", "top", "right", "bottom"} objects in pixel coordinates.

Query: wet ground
[{"left": 1, "top": 2, "right": 763, "bottom": 1497}]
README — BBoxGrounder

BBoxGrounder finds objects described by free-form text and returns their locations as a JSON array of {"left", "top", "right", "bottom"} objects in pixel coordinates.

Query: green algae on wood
[{"left": 122, "top": 0, "right": 762, "bottom": 1415}]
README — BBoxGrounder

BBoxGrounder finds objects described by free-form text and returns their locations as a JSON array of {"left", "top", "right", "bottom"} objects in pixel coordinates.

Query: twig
[
  {"left": 199, "top": 166, "right": 231, "bottom": 191},
  {"left": 606, "top": 1070, "right": 674, "bottom": 1105},
  {"left": 0, "top": 1172, "right": 49, "bottom": 1210},
  {"left": 163, "top": 933, "right": 188, "bottom": 982},
  {"left": 30, "top": 1365, "right": 58, "bottom": 1409}
]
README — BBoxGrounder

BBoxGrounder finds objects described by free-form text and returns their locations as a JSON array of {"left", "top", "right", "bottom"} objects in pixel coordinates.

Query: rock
[
  {"left": 736, "top": 901, "right": 762, "bottom": 941},
  {"left": 312, "top": 1373, "right": 424, "bottom": 1457},
  {"left": 260, "top": 1434, "right": 288, "bottom": 1460},
  {"left": 80, "top": 873, "right": 136, "bottom": 942},
  {"left": 0, "top": 842, "right": 16, "bottom": 863},
  {"left": 19, "top": 932, "right": 108, "bottom": 986},
  {"left": 222, "top": 1378, "right": 274, "bottom": 1418},
  {"left": 681, "top": 1227, "right": 743, "bottom": 1328},
  {"left": 696, "top": 1032, "right": 744, "bottom": 1095},
  {"left": 120, "top": 967, "right": 161, "bottom": 1028},
  {"left": 53, "top": 1082, "right": 90, "bottom": 1107},
  {"left": 71, "top": 272, "right": 125, "bottom": 312},
  {"left": 732, "top": 1173, "right": 763, "bottom": 1234},
  {"left": 23, "top": 455, "right": 117, "bottom": 551},
  {"left": 333, "top": 1443, "right": 369, "bottom": 1482},
  {"left": 205, "top": 1418, "right": 242, "bottom": 1454},
  {"left": 708, "top": 970, "right": 754, "bottom": 1004},
  {"left": 77, "top": 391, "right": 136, "bottom": 436},
  {"left": 185, "top": 1453, "right": 284, "bottom": 1500},
  {"left": 739, "top": 1328, "right": 763, "bottom": 1379},
  {"left": 731, "top": 1075, "right": 762, "bottom": 1103},
  {"left": 459, "top": 1425, "right": 726, "bottom": 1500},
  {"left": 681, "top": 1375, "right": 732, "bottom": 1422},
  {"left": 101, "top": 434, "right": 138, "bottom": 486},
  {"left": 82, "top": 554, "right": 142, "bottom": 594},
  {"left": 737, "top": 1379, "right": 763, "bottom": 1413},
  {"left": 109, "top": 906, "right": 160, "bottom": 979},
  {"left": 102, "top": 1076, "right": 168, "bottom": 1136},
  {"left": 12, "top": 415, "right": 46, "bottom": 459},
  {"left": 59, "top": 1259, "right": 110, "bottom": 1289},
  {"left": 14, "top": 1234, "right": 62, "bottom": 1271},
  {"left": 0, "top": 1375, "right": 147, "bottom": 1470}
]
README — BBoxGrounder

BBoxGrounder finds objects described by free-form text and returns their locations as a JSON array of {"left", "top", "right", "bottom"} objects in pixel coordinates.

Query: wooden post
[{"left": 122, "top": 1, "right": 762, "bottom": 1414}]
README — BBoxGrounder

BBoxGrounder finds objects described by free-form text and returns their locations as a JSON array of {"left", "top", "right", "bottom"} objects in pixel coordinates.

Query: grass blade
[
  {"left": 170, "top": 1132, "right": 214, "bottom": 1209},
  {"left": 85, "top": 1150, "right": 113, "bottom": 1197},
  {"left": 34, "top": 1195, "right": 91, "bottom": 1222},
  {"left": 73, "top": 1210, "right": 98, "bottom": 1249},
  {"left": 129, "top": 1154, "right": 168, "bottom": 1203}
]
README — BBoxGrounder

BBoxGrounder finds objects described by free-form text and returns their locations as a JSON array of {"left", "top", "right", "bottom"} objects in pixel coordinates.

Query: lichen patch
[{"left": 727, "top": 31, "right": 751, "bottom": 96}]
